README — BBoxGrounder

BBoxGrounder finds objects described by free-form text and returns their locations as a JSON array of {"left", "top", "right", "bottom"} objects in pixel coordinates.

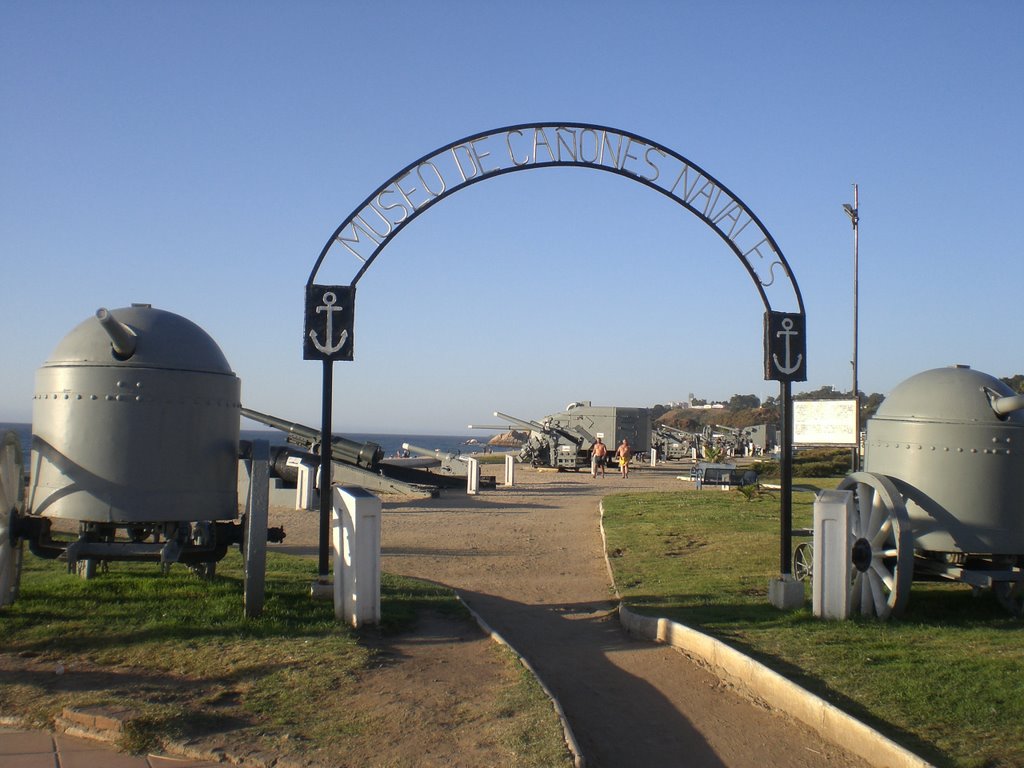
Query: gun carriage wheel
[
  {"left": 837, "top": 472, "right": 914, "bottom": 620},
  {"left": 0, "top": 431, "right": 26, "bottom": 606},
  {"left": 792, "top": 541, "right": 813, "bottom": 582}
]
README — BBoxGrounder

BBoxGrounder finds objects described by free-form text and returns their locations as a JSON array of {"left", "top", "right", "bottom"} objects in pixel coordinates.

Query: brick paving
[{"left": 0, "top": 727, "right": 223, "bottom": 768}]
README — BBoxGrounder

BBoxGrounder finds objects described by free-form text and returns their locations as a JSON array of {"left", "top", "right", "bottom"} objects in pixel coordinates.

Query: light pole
[{"left": 844, "top": 184, "right": 859, "bottom": 471}]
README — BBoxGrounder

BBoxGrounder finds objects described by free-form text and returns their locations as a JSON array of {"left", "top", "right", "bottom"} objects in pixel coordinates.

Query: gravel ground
[{"left": 271, "top": 461, "right": 871, "bottom": 768}]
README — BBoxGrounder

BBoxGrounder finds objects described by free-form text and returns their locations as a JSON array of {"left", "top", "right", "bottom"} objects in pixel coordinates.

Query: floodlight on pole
[{"left": 845, "top": 185, "right": 860, "bottom": 470}]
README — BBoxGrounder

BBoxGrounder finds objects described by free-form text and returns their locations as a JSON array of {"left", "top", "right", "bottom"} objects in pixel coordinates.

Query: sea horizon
[{"left": 1, "top": 422, "right": 504, "bottom": 462}]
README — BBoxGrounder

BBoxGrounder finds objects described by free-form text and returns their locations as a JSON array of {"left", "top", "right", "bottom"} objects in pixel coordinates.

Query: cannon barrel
[
  {"left": 402, "top": 442, "right": 462, "bottom": 462},
  {"left": 494, "top": 411, "right": 583, "bottom": 446},
  {"left": 992, "top": 394, "right": 1024, "bottom": 417},
  {"left": 657, "top": 424, "right": 694, "bottom": 438},
  {"left": 493, "top": 411, "right": 547, "bottom": 433},
  {"left": 95, "top": 307, "right": 137, "bottom": 359},
  {"left": 241, "top": 407, "right": 384, "bottom": 469}
]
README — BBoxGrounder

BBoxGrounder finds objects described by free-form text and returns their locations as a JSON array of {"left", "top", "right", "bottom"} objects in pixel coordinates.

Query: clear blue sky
[{"left": 2, "top": 1, "right": 1021, "bottom": 434}]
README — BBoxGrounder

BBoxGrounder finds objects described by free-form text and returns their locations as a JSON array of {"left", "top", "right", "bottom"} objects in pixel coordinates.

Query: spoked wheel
[
  {"left": 792, "top": 541, "right": 813, "bottom": 582},
  {"left": 0, "top": 431, "right": 26, "bottom": 607},
  {"left": 837, "top": 472, "right": 914, "bottom": 620}
]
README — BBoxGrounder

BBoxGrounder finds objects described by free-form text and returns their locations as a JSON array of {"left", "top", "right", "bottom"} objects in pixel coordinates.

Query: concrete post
[
  {"left": 290, "top": 455, "right": 318, "bottom": 510},
  {"left": 813, "top": 489, "right": 854, "bottom": 620},
  {"left": 466, "top": 457, "right": 480, "bottom": 495},
  {"left": 504, "top": 454, "right": 515, "bottom": 486},
  {"left": 331, "top": 486, "right": 381, "bottom": 628}
]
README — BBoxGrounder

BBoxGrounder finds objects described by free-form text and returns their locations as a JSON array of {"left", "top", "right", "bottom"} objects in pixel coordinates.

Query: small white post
[
  {"left": 331, "top": 486, "right": 381, "bottom": 627},
  {"left": 813, "top": 489, "right": 854, "bottom": 619},
  {"left": 650, "top": 448, "right": 658, "bottom": 467},
  {"left": 290, "top": 455, "right": 318, "bottom": 510},
  {"left": 504, "top": 454, "right": 515, "bottom": 486},
  {"left": 466, "top": 457, "right": 480, "bottom": 495}
]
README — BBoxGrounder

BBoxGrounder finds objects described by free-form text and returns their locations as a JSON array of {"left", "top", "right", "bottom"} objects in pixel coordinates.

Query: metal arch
[{"left": 306, "top": 121, "right": 805, "bottom": 317}]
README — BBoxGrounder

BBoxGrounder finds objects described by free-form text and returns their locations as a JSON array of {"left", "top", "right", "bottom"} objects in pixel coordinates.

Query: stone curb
[
  {"left": 49, "top": 706, "right": 302, "bottom": 768},
  {"left": 454, "top": 594, "right": 586, "bottom": 768},
  {"left": 599, "top": 501, "right": 936, "bottom": 768}
]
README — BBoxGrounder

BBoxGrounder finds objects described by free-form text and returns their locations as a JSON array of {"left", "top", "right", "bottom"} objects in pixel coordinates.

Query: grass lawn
[
  {"left": 602, "top": 482, "right": 1024, "bottom": 768},
  {"left": 0, "top": 549, "right": 572, "bottom": 766}
]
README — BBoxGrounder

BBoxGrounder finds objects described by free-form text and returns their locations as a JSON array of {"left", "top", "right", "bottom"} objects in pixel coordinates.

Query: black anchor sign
[
  {"left": 764, "top": 311, "right": 807, "bottom": 382},
  {"left": 304, "top": 284, "right": 355, "bottom": 361}
]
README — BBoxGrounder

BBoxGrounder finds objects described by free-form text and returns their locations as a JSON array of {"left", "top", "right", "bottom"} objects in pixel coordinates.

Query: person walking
[
  {"left": 591, "top": 437, "right": 608, "bottom": 478},
  {"left": 616, "top": 438, "right": 632, "bottom": 478}
]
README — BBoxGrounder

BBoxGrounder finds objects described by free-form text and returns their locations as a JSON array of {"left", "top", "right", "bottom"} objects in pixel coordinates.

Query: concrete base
[
  {"left": 309, "top": 579, "right": 333, "bottom": 601},
  {"left": 768, "top": 575, "right": 805, "bottom": 610}
]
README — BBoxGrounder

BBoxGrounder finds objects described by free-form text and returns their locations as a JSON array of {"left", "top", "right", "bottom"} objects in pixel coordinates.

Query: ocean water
[{"left": 1, "top": 422, "right": 493, "bottom": 462}]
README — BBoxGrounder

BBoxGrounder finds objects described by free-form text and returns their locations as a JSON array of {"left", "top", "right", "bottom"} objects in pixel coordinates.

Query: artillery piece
[
  {"left": 488, "top": 411, "right": 592, "bottom": 470},
  {"left": 651, "top": 424, "right": 697, "bottom": 461},
  {"left": 0, "top": 304, "right": 283, "bottom": 615},
  {"left": 475, "top": 403, "right": 652, "bottom": 470},
  {"left": 828, "top": 366, "right": 1024, "bottom": 619},
  {"left": 401, "top": 442, "right": 472, "bottom": 477},
  {"left": 241, "top": 407, "right": 476, "bottom": 493}
]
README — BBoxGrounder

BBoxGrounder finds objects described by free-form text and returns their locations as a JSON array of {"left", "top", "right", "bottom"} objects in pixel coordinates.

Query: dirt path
[{"left": 274, "top": 464, "right": 869, "bottom": 768}]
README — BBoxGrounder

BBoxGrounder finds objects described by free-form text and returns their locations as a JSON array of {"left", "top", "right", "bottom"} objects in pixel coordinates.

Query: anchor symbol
[
  {"left": 309, "top": 291, "right": 349, "bottom": 355},
  {"left": 772, "top": 317, "right": 803, "bottom": 375}
]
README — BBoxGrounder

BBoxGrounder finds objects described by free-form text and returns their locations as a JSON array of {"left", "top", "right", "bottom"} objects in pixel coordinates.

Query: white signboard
[{"left": 793, "top": 400, "right": 857, "bottom": 445}]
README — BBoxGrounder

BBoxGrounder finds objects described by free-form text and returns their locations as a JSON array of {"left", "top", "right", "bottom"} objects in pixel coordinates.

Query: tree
[
  {"left": 1001, "top": 374, "right": 1024, "bottom": 394},
  {"left": 728, "top": 394, "right": 761, "bottom": 410},
  {"left": 794, "top": 385, "right": 842, "bottom": 401},
  {"left": 861, "top": 392, "right": 886, "bottom": 421}
]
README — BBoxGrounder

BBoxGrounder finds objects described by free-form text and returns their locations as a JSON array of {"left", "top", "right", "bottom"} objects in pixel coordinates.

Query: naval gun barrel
[
  {"left": 493, "top": 411, "right": 583, "bottom": 446},
  {"left": 241, "top": 407, "right": 384, "bottom": 469},
  {"left": 993, "top": 393, "right": 1024, "bottom": 417},
  {"left": 96, "top": 307, "right": 137, "bottom": 359},
  {"left": 493, "top": 411, "right": 549, "bottom": 434},
  {"left": 657, "top": 424, "right": 694, "bottom": 439},
  {"left": 402, "top": 443, "right": 464, "bottom": 462}
]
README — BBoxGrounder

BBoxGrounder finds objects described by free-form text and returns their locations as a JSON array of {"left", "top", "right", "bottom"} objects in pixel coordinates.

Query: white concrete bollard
[
  {"left": 290, "top": 455, "right": 318, "bottom": 511},
  {"left": 650, "top": 448, "right": 658, "bottom": 467},
  {"left": 504, "top": 454, "right": 515, "bottom": 486},
  {"left": 466, "top": 457, "right": 480, "bottom": 495},
  {"left": 331, "top": 486, "right": 381, "bottom": 628},
  {"left": 813, "top": 489, "right": 854, "bottom": 619}
]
